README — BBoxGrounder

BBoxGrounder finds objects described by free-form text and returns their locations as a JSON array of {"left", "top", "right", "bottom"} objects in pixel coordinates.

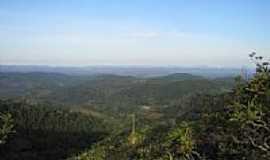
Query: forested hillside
[
  {"left": 0, "top": 72, "right": 234, "bottom": 113},
  {"left": 0, "top": 54, "right": 269, "bottom": 159},
  {"left": 71, "top": 54, "right": 270, "bottom": 160}
]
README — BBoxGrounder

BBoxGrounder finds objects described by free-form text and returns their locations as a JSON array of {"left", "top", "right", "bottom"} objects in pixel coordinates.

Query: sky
[{"left": 0, "top": 0, "right": 269, "bottom": 67}]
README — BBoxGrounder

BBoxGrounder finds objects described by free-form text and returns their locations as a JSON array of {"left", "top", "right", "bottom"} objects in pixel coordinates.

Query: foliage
[
  {"left": 0, "top": 113, "right": 15, "bottom": 145},
  {"left": 220, "top": 53, "right": 270, "bottom": 159},
  {"left": 194, "top": 53, "right": 270, "bottom": 159},
  {"left": 0, "top": 100, "right": 108, "bottom": 160},
  {"left": 164, "top": 122, "right": 200, "bottom": 160}
]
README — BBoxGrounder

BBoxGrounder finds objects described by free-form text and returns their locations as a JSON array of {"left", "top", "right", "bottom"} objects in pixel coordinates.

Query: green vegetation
[
  {"left": 0, "top": 112, "right": 15, "bottom": 145},
  {"left": 0, "top": 100, "right": 108, "bottom": 160},
  {"left": 164, "top": 122, "right": 199, "bottom": 160},
  {"left": 0, "top": 54, "right": 269, "bottom": 159}
]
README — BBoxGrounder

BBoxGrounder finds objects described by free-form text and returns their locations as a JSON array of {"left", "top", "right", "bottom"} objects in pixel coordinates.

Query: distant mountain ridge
[
  {"left": 0, "top": 65, "right": 244, "bottom": 78},
  {"left": 150, "top": 73, "right": 204, "bottom": 81}
]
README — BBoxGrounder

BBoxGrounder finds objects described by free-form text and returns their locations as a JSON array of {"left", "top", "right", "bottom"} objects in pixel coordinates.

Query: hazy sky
[{"left": 0, "top": 0, "right": 269, "bottom": 67}]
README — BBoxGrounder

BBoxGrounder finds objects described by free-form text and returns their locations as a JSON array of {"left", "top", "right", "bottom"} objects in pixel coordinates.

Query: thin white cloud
[{"left": 125, "top": 31, "right": 160, "bottom": 39}]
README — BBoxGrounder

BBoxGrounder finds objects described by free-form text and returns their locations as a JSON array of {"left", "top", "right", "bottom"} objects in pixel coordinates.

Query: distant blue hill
[{"left": 0, "top": 65, "right": 250, "bottom": 78}]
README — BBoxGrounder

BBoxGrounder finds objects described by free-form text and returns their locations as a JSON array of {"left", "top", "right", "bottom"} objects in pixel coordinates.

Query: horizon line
[{"left": 0, "top": 64, "right": 254, "bottom": 69}]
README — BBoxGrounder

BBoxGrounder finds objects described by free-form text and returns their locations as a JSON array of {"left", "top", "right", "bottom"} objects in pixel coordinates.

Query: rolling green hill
[
  {"left": 0, "top": 72, "right": 234, "bottom": 112},
  {"left": 1, "top": 60, "right": 269, "bottom": 160}
]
